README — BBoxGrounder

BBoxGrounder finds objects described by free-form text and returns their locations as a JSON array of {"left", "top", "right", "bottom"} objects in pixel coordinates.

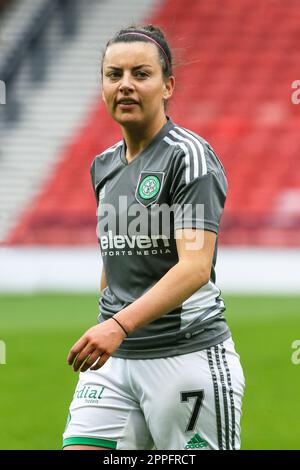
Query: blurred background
[{"left": 0, "top": 0, "right": 299, "bottom": 450}]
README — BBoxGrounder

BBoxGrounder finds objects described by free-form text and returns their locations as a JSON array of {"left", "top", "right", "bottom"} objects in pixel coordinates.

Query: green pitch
[{"left": 0, "top": 293, "right": 299, "bottom": 450}]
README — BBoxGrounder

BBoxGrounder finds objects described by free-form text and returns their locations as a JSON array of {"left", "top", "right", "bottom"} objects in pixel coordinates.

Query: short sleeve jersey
[{"left": 90, "top": 118, "right": 231, "bottom": 359}]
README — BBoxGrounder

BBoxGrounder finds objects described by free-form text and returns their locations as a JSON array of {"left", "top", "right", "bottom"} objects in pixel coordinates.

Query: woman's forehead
[{"left": 103, "top": 41, "right": 160, "bottom": 67}]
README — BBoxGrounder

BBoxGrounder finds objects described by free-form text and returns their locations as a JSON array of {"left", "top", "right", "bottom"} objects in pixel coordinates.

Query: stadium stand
[
  {"left": 0, "top": 0, "right": 156, "bottom": 243},
  {"left": 2, "top": 0, "right": 300, "bottom": 247}
]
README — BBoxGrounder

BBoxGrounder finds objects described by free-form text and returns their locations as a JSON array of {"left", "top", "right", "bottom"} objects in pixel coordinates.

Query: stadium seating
[{"left": 5, "top": 0, "right": 300, "bottom": 246}]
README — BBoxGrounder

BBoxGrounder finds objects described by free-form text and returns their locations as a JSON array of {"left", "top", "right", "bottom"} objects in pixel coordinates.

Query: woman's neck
[{"left": 122, "top": 115, "right": 168, "bottom": 163}]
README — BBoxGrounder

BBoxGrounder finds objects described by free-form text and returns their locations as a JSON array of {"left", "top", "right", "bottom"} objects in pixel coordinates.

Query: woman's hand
[{"left": 67, "top": 318, "right": 126, "bottom": 373}]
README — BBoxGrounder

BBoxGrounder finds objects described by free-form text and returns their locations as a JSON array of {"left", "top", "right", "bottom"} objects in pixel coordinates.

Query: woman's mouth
[{"left": 117, "top": 99, "right": 139, "bottom": 109}]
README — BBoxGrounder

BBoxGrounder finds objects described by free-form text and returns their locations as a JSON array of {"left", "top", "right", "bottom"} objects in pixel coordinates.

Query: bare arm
[
  {"left": 115, "top": 229, "right": 215, "bottom": 333},
  {"left": 68, "top": 229, "right": 216, "bottom": 372},
  {"left": 100, "top": 269, "right": 107, "bottom": 292}
]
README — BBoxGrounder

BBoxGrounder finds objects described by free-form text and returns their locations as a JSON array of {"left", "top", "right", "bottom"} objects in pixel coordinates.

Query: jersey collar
[{"left": 120, "top": 117, "right": 175, "bottom": 166}]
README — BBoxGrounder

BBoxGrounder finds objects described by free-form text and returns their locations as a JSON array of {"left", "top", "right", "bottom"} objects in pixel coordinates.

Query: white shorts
[{"left": 63, "top": 337, "right": 245, "bottom": 450}]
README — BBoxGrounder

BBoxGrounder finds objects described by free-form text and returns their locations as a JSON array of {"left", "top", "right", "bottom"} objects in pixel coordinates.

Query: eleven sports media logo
[{"left": 97, "top": 170, "right": 206, "bottom": 253}]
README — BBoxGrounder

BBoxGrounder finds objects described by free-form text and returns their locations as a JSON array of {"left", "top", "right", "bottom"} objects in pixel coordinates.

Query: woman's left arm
[
  {"left": 68, "top": 229, "right": 216, "bottom": 372},
  {"left": 117, "top": 228, "right": 216, "bottom": 332}
]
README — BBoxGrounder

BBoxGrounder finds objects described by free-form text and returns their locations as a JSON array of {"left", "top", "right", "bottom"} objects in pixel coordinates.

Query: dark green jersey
[{"left": 90, "top": 118, "right": 231, "bottom": 358}]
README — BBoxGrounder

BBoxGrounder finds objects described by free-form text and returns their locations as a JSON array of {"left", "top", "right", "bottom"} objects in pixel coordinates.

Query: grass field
[{"left": 0, "top": 293, "right": 299, "bottom": 450}]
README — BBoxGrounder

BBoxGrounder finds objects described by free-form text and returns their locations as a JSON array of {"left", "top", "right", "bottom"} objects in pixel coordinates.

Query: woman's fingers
[
  {"left": 72, "top": 346, "right": 96, "bottom": 372},
  {"left": 79, "top": 350, "right": 101, "bottom": 373},
  {"left": 67, "top": 336, "right": 89, "bottom": 366},
  {"left": 90, "top": 353, "right": 110, "bottom": 371},
  {"left": 67, "top": 322, "right": 123, "bottom": 372}
]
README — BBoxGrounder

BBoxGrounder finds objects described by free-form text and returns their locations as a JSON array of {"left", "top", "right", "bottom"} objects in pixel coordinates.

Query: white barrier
[{"left": 0, "top": 246, "right": 299, "bottom": 294}]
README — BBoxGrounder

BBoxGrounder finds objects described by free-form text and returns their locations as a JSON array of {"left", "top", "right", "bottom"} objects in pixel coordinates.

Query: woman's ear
[{"left": 163, "top": 76, "right": 175, "bottom": 100}]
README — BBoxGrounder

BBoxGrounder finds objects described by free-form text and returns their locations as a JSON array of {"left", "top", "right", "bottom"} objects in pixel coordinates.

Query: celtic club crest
[
  {"left": 138, "top": 175, "right": 160, "bottom": 199},
  {"left": 135, "top": 172, "right": 165, "bottom": 207}
]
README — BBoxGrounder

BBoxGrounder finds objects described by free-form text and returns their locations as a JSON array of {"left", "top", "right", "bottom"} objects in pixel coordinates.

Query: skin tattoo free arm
[{"left": 67, "top": 229, "right": 216, "bottom": 372}]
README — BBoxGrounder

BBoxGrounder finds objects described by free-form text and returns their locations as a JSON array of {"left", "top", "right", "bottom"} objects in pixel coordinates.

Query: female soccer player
[{"left": 63, "top": 25, "right": 245, "bottom": 451}]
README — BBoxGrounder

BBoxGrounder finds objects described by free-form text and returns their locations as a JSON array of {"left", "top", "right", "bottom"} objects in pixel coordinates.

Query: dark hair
[{"left": 101, "top": 24, "right": 173, "bottom": 79}]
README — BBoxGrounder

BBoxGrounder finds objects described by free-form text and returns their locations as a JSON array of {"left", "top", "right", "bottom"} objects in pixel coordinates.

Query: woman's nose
[{"left": 119, "top": 73, "right": 134, "bottom": 91}]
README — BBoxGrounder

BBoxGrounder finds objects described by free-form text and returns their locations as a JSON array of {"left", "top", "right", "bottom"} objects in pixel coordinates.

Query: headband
[{"left": 118, "top": 32, "right": 171, "bottom": 70}]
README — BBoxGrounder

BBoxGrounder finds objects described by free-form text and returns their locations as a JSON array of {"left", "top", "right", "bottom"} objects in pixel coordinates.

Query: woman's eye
[
  {"left": 107, "top": 72, "right": 121, "bottom": 79},
  {"left": 135, "top": 71, "right": 149, "bottom": 78}
]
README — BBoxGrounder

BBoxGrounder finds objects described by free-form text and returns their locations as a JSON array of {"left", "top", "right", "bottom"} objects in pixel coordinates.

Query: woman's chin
[{"left": 115, "top": 113, "right": 143, "bottom": 127}]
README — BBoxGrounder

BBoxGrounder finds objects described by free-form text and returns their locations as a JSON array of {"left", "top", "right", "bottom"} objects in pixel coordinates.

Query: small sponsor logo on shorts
[
  {"left": 184, "top": 433, "right": 208, "bottom": 449},
  {"left": 74, "top": 385, "right": 105, "bottom": 404}
]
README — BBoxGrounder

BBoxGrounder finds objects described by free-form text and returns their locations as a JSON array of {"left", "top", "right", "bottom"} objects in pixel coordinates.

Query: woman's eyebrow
[
  {"left": 105, "top": 64, "right": 153, "bottom": 70},
  {"left": 132, "top": 64, "right": 153, "bottom": 70},
  {"left": 105, "top": 66, "right": 122, "bottom": 70}
]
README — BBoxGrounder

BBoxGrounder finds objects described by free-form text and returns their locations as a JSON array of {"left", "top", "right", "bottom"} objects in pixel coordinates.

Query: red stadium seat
[{"left": 6, "top": 0, "right": 300, "bottom": 247}]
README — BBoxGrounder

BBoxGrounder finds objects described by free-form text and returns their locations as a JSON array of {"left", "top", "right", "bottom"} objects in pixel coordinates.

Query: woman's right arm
[{"left": 100, "top": 269, "right": 107, "bottom": 292}]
